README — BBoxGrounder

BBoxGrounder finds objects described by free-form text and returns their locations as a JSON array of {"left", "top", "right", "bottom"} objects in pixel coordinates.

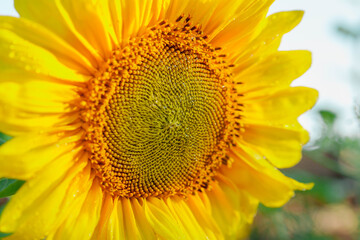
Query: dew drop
[
  {"left": 8, "top": 52, "right": 15, "bottom": 59},
  {"left": 25, "top": 65, "right": 31, "bottom": 71},
  {"left": 57, "top": 132, "right": 65, "bottom": 137}
]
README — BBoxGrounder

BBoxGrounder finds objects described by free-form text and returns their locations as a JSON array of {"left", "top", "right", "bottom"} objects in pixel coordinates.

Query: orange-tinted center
[{"left": 82, "top": 17, "right": 237, "bottom": 198}]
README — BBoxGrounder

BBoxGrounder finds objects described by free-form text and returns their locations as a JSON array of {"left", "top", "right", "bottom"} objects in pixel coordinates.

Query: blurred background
[
  {"left": 251, "top": 1, "right": 360, "bottom": 239},
  {"left": 0, "top": 0, "right": 360, "bottom": 239}
]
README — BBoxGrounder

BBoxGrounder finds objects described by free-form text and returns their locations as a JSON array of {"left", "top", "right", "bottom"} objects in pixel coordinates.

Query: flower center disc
[{"left": 83, "top": 18, "right": 235, "bottom": 198}]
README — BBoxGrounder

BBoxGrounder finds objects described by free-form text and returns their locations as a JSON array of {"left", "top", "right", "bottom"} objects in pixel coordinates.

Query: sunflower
[{"left": 0, "top": 0, "right": 317, "bottom": 239}]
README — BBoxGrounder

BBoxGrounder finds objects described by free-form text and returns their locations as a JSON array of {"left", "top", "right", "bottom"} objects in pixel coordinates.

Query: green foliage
[
  {"left": 307, "top": 110, "right": 360, "bottom": 181},
  {"left": 0, "top": 178, "right": 24, "bottom": 198},
  {"left": 285, "top": 170, "right": 352, "bottom": 204},
  {"left": 0, "top": 232, "right": 11, "bottom": 239},
  {"left": 319, "top": 110, "right": 336, "bottom": 127},
  {"left": 0, "top": 133, "right": 11, "bottom": 146}
]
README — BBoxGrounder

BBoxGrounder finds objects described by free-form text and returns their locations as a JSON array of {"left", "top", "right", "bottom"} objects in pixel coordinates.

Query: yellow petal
[
  {"left": 0, "top": 80, "right": 81, "bottom": 136},
  {"left": 232, "top": 11, "right": 305, "bottom": 70},
  {"left": 0, "top": 27, "right": 87, "bottom": 82},
  {"left": 0, "top": 133, "right": 81, "bottom": 179},
  {"left": 203, "top": 0, "right": 244, "bottom": 36},
  {"left": 98, "top": 197, "right": 159, "bottom": 240},
  {"left": 118, "top": 0, "right": 144, "bottom": 43},
  {"left": 0, "top": 113, "right": 79, "bottom": 137},
  {"left": 14, "top": 0, "right": 104, "bottom": 67},
  {"left": 118, "top": 0, "right": 170, "bottom": 44},
  {"left": 242, "top": 123, "right": 309, "bottom": 168},
  {"left": 198, "top": 0, "right": 248, "bottom": 38},
  {"left": 91, "top": 195, "right": 125, "bottom": 240},
  {"left": 206, "top": 175, "right": 257, "bottom": 239},
  {"left": 210, "top": 0, "right": 273, "bottom": 46},
  {"left": 0, "top": 16, "right": 94, "bottom": 74},
  {"left": 216, "top": 174, "right": 259, "bottom": 224},
  {"left": 47, "top": 166, "right": 93, "bottom": 240},
  {"left": 210, "top": 10, "right": 266, "bottom": 52},
  {"left": 91, "top": 0, "right": 170, "bottom": 48},
  {"left": 166, "top": 197, "right": 208, "bottom": 239},
  {"left": 108, "top": 0, "right": 123, "bottom": 46},
  {"left": 0, "top": 81, "right": 78, "bottom": 113},
  {"left": 50, "top": 178, "right": 103, "bottom": 240},
  {"left": 111, "top": 198, "right": 126, "bottom": 240},
  {"left": 60, "top": 0, "right": 114, "bottom": 58},
  {"left": 172, "top": 0, "right": 218, "bottom": 24},
  {"left": 0, "top": 75, "right": 80, "bottom": 136},
  {"left": 121, "top": 198, "right": 142, "bottom": 239},
  {"left": 95, "top": 197, "right": 155, "bottom": 240},
  {"left": 144, "top": 197, "right": 189, "bottom": 240},
  {"left": 165, "top": 0, "right": 192, "bottom": 22},
  {"left": 89, "top": 194, "right": 113, "bottom": 240},
  {"left": 167, "top": 0, "right": 235, "bottom": 36},
  {"left": 243, "top": 87, "right": 318, "bottom": 125},
  {"left": 0, "top": 150, "right": 88, "bottom": 237},
  {"left": 235, "top": 51, "right": 312, "bottom": 94},
  {"left": 265, "top": 10, "right": 305, "bottom": 36},
  {"left": 130, "top": 199, "right": 157, "bottom": 240},
  {"left": 223, "top": 144, "right": 313, "bottom": 207},
  {"left": 186, "top": 193, "right": 223, "bottom": 240}
]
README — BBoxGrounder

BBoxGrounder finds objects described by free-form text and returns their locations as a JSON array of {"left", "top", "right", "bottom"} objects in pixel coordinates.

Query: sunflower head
[
  {"left": 83, "top": 17, "right": 238, "bottom": 198},
  {"left": 0, "top": 0, "right": 317, "bottom": 239}
]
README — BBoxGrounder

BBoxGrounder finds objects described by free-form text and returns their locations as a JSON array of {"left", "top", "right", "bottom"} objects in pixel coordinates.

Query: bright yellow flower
[{"left": 0, "top": 0, "right": 318, "bottom": 239}]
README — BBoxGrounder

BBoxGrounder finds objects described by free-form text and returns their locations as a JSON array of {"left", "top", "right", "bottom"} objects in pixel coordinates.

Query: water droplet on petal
[
  {"left": 25, "top": 65, "right": 31, "bottom": 71},
  {"left": 8, "top": 52, "right": 15, "bottom": 58}
]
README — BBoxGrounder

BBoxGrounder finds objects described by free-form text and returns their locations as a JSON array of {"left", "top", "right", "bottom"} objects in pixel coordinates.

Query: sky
[
  {"left": 269, "top": 0, "right": 360, "bottom": 140},
  {"left": 0, "top": 0, "right": 359, "bottom": 141}
]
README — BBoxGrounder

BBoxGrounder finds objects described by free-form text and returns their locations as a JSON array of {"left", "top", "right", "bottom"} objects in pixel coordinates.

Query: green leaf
[
  {"left": 0, "top": 132, "right": 11, "bottom": 146},
  {"left": 0, "top": 232, "right": 12, "bottom": 239},
  {"left": 0, "top": 178, "right": 25, "bottom": 198},
  {"left": 319, "top": 110, "right": 336, "bottom": 127}
]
